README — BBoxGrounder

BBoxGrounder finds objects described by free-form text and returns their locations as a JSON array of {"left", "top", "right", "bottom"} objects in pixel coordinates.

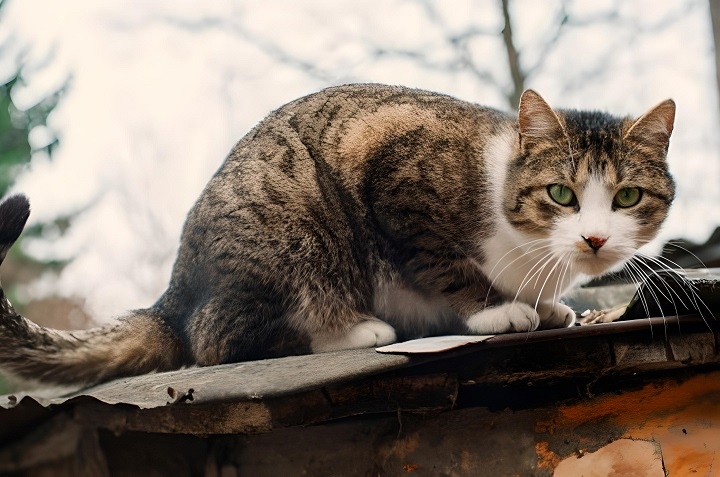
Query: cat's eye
[
  {"left": 613, "top": 187, "right": 642, "bottom": 208},
  {"left": 547, "top": 184, "right": 576, "bottom": 206}
]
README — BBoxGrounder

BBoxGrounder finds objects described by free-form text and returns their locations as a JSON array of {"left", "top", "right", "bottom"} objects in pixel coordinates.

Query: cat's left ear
[
  {"left": 623, "top": 99, "right": 675, "bottom": 152},
  {"left": 518, "top": 90, "right": 566, "bottom": 149}
]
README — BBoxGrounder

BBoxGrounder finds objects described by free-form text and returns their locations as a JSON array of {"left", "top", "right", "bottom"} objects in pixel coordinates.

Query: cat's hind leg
[{"left": 310, "top": 317, "right": 397, "bottom": 353}]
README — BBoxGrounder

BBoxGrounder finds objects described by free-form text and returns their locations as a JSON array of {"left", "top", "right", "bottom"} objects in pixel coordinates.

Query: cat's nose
[{"left": 582, "top": 235, "right": 608, "bottom": 251}]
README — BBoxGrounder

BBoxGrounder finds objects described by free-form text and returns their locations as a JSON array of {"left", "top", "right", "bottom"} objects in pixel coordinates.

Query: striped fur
[{"left": 0, "top": 84, "right": 675, "bottom": 387}]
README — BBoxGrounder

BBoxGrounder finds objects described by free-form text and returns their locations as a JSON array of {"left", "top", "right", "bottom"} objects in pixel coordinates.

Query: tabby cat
[{"left": 0, "top": 84, "right": 675, "bottom": 387}]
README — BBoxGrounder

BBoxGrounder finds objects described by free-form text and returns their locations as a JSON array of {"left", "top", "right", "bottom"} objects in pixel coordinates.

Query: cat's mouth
[{"left": 574, "top": 247, "right": 628, "bottom": 276}]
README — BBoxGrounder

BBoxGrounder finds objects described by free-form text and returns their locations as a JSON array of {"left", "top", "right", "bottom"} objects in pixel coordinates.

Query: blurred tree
[
  {"left": 0, "top": 73, "right": 74, "bottom": 394},
  {"left": 710, "top": 0, "right": 720, "bottom": 108},
  {"left": 0, "top": 71, "right": 62, "bottom": 298},
  {"left": 0, "top": 76, "right": 58, "bottom": 194}
]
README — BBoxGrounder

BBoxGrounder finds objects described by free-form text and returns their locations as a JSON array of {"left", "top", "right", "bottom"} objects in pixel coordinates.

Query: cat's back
[
  {"left": 227, "top": 84, "right": 512, "bottom": 171},
  {"left": 186, "top": 84, "right": 513, "bottom": 266}
]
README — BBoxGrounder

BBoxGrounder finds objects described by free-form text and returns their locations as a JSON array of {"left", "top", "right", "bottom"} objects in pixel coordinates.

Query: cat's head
[{"left": 504, "top": 90, "right": 675, "bottom": 276}]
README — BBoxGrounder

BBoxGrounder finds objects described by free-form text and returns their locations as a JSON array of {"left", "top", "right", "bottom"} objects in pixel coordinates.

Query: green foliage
[
  {"left": 0, "top": 71, "right": 62, "bottom": 393},
  {"left": 0, "top": 75, "right": 59, "bottom": 197},
  {"left": 0, "top": 80, "right": 29, "bottom": 194}
]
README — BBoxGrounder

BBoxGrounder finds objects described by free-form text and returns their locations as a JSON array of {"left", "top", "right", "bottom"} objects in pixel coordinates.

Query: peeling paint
[
  {"left": 540, "top": 371, "right": 720, "bottom": 475},
  {"left": 553, "top": 439, "right": 664, "bottom": 476}
]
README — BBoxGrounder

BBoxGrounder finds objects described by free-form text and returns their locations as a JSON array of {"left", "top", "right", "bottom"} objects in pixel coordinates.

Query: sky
[{"left": 1, "top": 0, "right": 719, "bottom": 323}]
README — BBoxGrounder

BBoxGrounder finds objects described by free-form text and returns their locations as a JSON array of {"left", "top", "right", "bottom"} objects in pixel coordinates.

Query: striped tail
[{"left": 0, "top": 195, "right": 184, "bottom": 387}]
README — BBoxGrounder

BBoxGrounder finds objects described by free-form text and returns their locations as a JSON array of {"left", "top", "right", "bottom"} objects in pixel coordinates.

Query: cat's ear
[
  {"left": 518, "top": 90, "right": 565, "bottom": 146},
  {"left": 623, "top": 99, "right": 675, "bottom": 152}
]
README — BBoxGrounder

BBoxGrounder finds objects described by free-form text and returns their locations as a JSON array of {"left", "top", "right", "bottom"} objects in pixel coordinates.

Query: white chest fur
[{"left": 479, "top": 130, "right": 580, "bottom": 307}]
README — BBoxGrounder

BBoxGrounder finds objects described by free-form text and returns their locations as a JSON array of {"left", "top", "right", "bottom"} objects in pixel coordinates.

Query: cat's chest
[{"left": 480, "top": 230, "right": 577, "bottom": 304}]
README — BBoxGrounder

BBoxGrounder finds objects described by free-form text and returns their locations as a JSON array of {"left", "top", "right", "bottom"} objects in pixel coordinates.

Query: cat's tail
[{"left": 0, "top": 195, "right": 184, "bottom": 387}]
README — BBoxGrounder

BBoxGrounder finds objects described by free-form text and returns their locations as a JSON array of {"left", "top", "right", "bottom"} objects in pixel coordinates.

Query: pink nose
[{"left": 582, "top": 235, "right": 608, "bottom": 251}]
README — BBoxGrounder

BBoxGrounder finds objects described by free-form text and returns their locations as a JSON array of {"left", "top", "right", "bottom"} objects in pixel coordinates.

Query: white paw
[
  {"left": 311, "top": 320, "right": 397, "bottom": 353},
  {"left": 538, "top": 302, "right": 576, "bottom": 329},
  {"left": 466, "top": 302, "right": 540, "bottom": 334}
]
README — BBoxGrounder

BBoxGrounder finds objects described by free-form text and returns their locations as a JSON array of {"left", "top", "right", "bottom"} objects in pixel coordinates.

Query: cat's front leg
[
  {"left": 536, "top": 301, "right": 576, "bottom": 329},
  {"left": 464, "top": 301, "right": 575, "bottom": 334},
  {"left": 465, "top": 302, "right": 541, "bottom": 334}
]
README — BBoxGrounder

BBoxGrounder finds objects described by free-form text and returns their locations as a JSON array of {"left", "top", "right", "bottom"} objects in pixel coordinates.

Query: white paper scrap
[{"left": 376, "top": 335, "right": 495, "bottom": 354}]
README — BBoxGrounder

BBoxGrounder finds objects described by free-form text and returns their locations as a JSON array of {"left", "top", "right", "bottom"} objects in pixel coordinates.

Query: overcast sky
[{"left": 1, "top": 0, "right": 718, "bottom": 323}]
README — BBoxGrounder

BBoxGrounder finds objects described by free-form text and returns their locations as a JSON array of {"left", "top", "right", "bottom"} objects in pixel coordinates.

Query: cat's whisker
[
  {"left": 623, "top": 260, "right": 658, "bottom": 339},
  {"left": 483, "top": 240, "right": 555, "bottom": 306},
  {"left": 625, "top": 255, "right": 707, "bottom": 339},
  {"left": 508, "top": 252, "right": 555, "bottom": 308},
  {"left": 512, "top": 249, "right": 561, "bottom": 339},
  {"left": 553, "top": 253, "right": 570, "bottom": 303},
  {"left": 658, "top": 241, "right": 712, "bottom": 290},
  {"left": 643, "top": 255, "right": 710, "bottom": 302},
  {"left": 626, "top": 259, "right": 666, "bottom": 314},
  {"left": 513, "top": 249, "right": 560, "bottom": 305},
  {"left": 628, "top": 256, "right": 679, "bottom": 339},
  {"left": 484, "top": 249, "right": 556, "bottom": 308},
  {"left": 630, "top": 256, "right": 687, "bottom": 311},
  {"left": 512, "top": 249, "right": 557, "bottom": 297},
  {"left": 552, "top": 253, "right": 572, "bottom": 311},
  {"left": 635, "top": 255, "right": 695, "bottom": 308},
  {"left": 482, "top": 238, "right": 550, "bottom": 281},
  {"left": 644, "top": 253, "right": 706, "bottom": 296},
  {"left": 622, "top": 260, "right": 653, "bottom": 321},
  {"left": 534, "top": 251, "right": 569, "bottom": 313},
  {"left": 663, "top": 242, "right": 709, "bottom": 269},
  {"left": 531, "top": 247, "right": 565, "bottom": 290},
  {"left": 637, "top": 253, "right": 715, "bottom": 326}
]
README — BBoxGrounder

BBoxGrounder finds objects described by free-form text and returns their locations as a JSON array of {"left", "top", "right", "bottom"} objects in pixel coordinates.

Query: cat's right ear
[
  {"left": 518, "top": 90, "right": 566, "bottom": 148},
  {"left": 623, "top": 99, "right": 675, "bottom": 153}
]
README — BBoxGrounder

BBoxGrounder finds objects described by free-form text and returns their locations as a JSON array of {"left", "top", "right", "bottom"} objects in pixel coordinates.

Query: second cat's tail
[{"left": 0, "top": 195, "right": 184, "bottom": 387}]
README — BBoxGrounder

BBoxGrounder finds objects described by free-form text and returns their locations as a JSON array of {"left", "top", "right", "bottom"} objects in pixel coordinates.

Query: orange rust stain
[
  {"left": 541, "top": 371, "right": 720, "bottom": 475},
  {"left": 648, "top": 428, "right": 720, "bottom": 476},
  {"left": 377, "top": 432, "right": 420, "bottom": 464},
  {"left": 403, "top": 463, "right": 419, "bottom": 472},
  {"left": 535, "top": 440, "right": 561, "bottom": 470},
  {"left": 535, "top": 418, "right": 555, "bottom": 434},
  {"left": 555, "top": 371, "right": 720, "bottom": 429}
]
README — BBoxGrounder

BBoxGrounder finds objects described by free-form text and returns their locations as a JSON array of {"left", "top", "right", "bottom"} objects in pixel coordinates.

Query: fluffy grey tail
[{"left": 0, "top": 195, "right": 184, "bottom": 387}]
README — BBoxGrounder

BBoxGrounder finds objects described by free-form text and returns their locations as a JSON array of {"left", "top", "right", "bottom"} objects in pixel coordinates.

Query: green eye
[
  {"left": 614, "top": 187, "right": 642, "bottom": 208},
  {"left": 548, "top": 184, "right": 576, "bottom": 206}
]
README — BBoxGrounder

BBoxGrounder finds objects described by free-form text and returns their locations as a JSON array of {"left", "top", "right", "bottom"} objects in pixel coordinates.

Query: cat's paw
[
  {"left": 466, "top": 302, "right": 540, "bottom": 334},
  {"left": 538, "top": 302, "right": 576, "bottom": 329},
  {"left": 311, "top": 320, "right": 397, "bottom": 353}
]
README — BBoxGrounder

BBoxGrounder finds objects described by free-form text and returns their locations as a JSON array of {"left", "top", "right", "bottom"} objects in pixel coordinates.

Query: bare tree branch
[
  {"left": 710, "top": 0, "right": 720, "bottom": 112},
  {"left": 108, "top": 15, "right": 337, "bottom": 83},
  {"left": 501, "top": 0, "right": 524, "bottom": 109},
  {"left": 111, "top": 0, "right": 701, "bottom": 114},
  {"left": 370, "top": 0, "right": 503, "bottom": 89}
]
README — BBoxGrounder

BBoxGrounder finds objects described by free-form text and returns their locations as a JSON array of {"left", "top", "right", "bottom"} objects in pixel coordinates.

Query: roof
[
  {"left": 0, "top": 270, "right": 719, "bottom": 441},
  {"left": 0, "top": 312, "right": 716, "bottom": 438}
]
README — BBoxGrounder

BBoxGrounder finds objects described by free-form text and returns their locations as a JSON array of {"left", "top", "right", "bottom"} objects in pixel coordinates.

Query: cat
[{"left": 0, "top": 84, "right": 675, "bottom": 388}]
